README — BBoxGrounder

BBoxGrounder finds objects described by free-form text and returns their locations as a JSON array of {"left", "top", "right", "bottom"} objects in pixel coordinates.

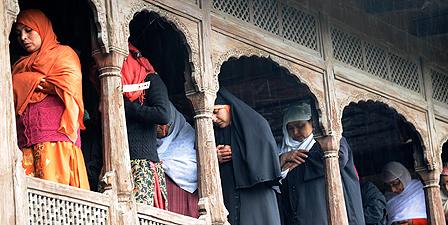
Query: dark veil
[{"left": 215, "top": 88, "right": 281, "bottom": 189}]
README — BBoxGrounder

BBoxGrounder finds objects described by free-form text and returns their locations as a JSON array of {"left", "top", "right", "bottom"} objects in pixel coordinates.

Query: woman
[
  {"left": 213, "top": 88, "right": 282, "bottom": 225},
  {"left": 279, "top": 103, "right": 365, "bottom": 225},
  {"left": 121, "top": 42, "right": 170, "bottom": 208},
  {"left": 382, "top": 161, "right": 427, "bottom": 225},
  {"left": 157, "top": 102, "right": 199, "bottom": 217},
  {"left": 12, "top": 9, "right": 89, "bottom": 189}
]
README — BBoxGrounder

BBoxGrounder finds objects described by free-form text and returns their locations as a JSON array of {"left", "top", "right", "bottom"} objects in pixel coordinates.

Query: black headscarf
[{"left": 214, "top": 88, "right": 281, "bottom": 189}]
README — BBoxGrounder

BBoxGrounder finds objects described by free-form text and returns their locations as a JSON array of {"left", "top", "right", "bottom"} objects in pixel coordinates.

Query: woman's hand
[
  {"left": 280, "top": 149, "right": 308, "bottom": 170},
  {"left": 35, "top": 78, "right": 56, "bottom": 95},
  {"left": 217, "top": 145, "right": 232, "bottom": 164}
]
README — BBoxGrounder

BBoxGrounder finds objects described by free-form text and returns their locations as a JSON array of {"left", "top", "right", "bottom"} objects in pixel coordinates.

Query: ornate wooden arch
[
  {"left": 122, "top": 0, "right": 200, "bottom": 93},
  {"left": 87, "top": 0, "right": 109, "bottom": 53},
  {"left": 213, "top": 47, "right": 328, "bottom": 134},
  {"left": 439, "top": 136, "right": 448, "bottom": 163},
  {"left": 337, "top": 92, "right": 434, "bottom": 170}
]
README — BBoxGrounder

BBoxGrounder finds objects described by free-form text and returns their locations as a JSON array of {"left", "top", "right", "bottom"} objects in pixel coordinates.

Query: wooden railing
[{"left": 26, "top": 177, "right": 205, "bottom": 225}]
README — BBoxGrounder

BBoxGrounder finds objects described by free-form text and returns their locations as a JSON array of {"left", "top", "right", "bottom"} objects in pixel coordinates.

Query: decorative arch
[
  {"left": 439, "top": 137, "right": 448, "bottom": 163},
  {"left": 87, "top": 0, "right": 109, "bottom": 53},
  {"left": 338, "top": 92, "right": 434, "bottom": 170},
  {"left": 122, "top": 0, "right": 200, "bottom": 92},
  {"left": 214, "top": 48, "right": 329, "bottom": 135},
  {"left": 214, "top": 47, "right": 325, "bottom": 114}
]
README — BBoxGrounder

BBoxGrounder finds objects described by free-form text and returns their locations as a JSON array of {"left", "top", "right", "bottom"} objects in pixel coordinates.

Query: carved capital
[
  {"left": 316, "top": 135, "right": 341, "bottom": 154},
  {"left": 187, "top": 91, "right": 216, "bottom": 117},
  {"left": 92, "top": 49, "right": 126, "bottom": 72}
]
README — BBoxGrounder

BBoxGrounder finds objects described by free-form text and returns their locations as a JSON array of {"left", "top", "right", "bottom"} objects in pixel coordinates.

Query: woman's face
[
  {"left": 286, "top": 120, "right": 313, "bottom": 142},
  {"left": 15, "top": 23, "right": 42, "bottom": 53},
  {"left": 385, "top": 178, "right": 405, "bottom": 194},
  {"left": 212, "top": 105, "right": 231, "bottom": 128}
]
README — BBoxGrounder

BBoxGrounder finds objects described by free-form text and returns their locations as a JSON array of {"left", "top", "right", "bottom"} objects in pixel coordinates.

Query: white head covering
[
  {"left": 382, "top": 161, "right": 412, "bottom": 188},
  {"left": 279, "top": 102, "right": 315, "bottom": 154},
  {"left": 382, "top": 161, "right": 427, "bottom": 224},
  {"left": 157, "top": 103, "right": 197, "bottom": 193}
]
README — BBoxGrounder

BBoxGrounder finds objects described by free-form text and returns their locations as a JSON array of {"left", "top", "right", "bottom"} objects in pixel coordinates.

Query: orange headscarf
[
  {"left": 121, "top": 42, "right": 155, "bottom": 104},
  {"left": 12, "top": 9, "right": 85, "bottom": 142}
]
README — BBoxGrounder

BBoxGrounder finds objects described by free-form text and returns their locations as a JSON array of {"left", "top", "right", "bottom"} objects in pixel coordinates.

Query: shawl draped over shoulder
[{"left": 12, "top": 9, "right": 85, "bottom": 142}]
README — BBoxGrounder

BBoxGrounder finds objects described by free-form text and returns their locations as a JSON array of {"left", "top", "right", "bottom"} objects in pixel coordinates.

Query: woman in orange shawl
[{"left": 12, "top": 9, "right": 89, "bottom": 189}]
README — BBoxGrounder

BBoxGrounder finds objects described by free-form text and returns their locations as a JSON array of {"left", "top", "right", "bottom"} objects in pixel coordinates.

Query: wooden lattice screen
[
  {"left": 331, "top": 26, "right": 422, "bottom": 94},
  {"left": 432, "top": 69, "right": 448, "bottom": 104},
  {"left": 28, "top": 191, "right": 108, "bottom": 225},
  {"left": 213, "top": 0, "right": 319, "bottom": 52},
  {"left": 139, "top": 218, "right": 166, "bottom": 225}
]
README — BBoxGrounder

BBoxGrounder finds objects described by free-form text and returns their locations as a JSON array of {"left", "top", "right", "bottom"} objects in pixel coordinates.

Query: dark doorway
[
  {"left": 128, "top": 10, "right": 195, "bottom": 124},
  {"left": 9, "top": 0, "right": 102, "bottom": 191},
  {"left": 342, "top": 101, "right": 423, "bottom": 189}
]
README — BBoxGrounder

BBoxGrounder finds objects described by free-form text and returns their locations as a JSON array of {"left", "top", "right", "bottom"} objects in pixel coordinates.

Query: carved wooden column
[
  {"left": 418, "top": 169, "right": 446, "bottom": 225},
  {"left": 92, "top": 49, "right": 138, "bottom": 225},
  {"left": 317, "top": 12, "right": 349, "bottom": 225},
  {"left": 187, "top": 91, "right": 229, "bottom": 225},
  {"left": 316, "top": 135, "right": 349, "bottom": 225},
  {"left": 0, "top": 2, "right": 29, "bottom": 225},
  {"left": 189, "top": 0, "right": 229, "bottom": 224},
  {"left": 420, "top": 57, "right": 446, "bottom": 224}
]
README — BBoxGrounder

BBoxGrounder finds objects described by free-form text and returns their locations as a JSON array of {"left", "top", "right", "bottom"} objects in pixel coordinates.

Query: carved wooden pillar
[
  {"left": 420, "top": 55, "right": 445, "bottom": 224},
  {"left": 187, "top": 91, "right": 229, "bottom": 225},
  {"left": 316, "top": 135, "right": 349, "bottom": 225},
  {"left": 0, "top": 2, "right": 28, "bottom": 225},
  {"left": 318, "top": 12, "right": 349, "bottom": 225},
  {"left": 418, "top": 169, "right": 446, "bottom": 225},
  {"left": 92, "top": 49, "right": 138, "bottom": 225}
]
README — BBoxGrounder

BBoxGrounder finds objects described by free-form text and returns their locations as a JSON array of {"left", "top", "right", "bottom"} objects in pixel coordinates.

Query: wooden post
[
  {"left": 418, "top": 169, "right": 446, "bottom": 225},
  {"left": 93, "top": 49, "right": 138, "bottom": 225},
  {"left": 318, "top": 12, "right": 350, "bottom": 225},
  {"left": 187, "top": 91, "right": 229, "bottom": 225},
  {"left": 191, "top": 0, "right": 229, "bottom": 224},
  {"left": 420, "top": 56, "right": 446, "bottom": 224},
  {"left": 0, "top": 2, "right": 29, "bottom": 225},
  {"left": 316, "top": 135, "right": 349, "bottom": 225}
]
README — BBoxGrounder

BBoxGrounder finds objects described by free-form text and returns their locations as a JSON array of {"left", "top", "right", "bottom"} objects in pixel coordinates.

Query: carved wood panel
[
  {"left": 431, "top": 68, "right": 448, "bottom": 105},
  {"left": 212, "top": 0, "right": 319, "bottom": 53},
  {"left": 331, "top": 25, "right": 422, "bottom": 94}
]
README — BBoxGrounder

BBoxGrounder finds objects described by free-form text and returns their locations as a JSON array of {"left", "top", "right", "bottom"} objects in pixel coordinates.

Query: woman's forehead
[
  {"left": 287, "top": 120, "right": 309, "bottom": 127},
  {"left": 213, "top": 105, "right": 229, "bottom": 110},
  {"left": 15, "top": 23, "right": 30, "bottom": 30}
]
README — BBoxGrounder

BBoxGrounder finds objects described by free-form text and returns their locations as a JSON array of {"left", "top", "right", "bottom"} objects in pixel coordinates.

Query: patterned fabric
[
  {"left": 21, "top": 141, "right": 90, "bottom": 190},
  {"left": 131, "top": 159, "right": 167, "bottom": 209}
]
